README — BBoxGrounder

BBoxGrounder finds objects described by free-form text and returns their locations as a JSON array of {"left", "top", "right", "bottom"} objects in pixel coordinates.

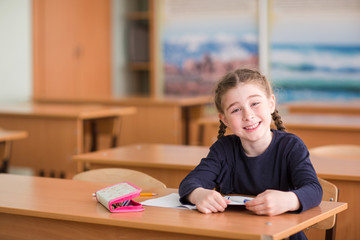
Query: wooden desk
[
  {"left": 35, "top": 96, "right": 213, "bottom": 145},
  {"left": 73, "top": 143, "right": 210, "bottom": 188},
  {"left": 0, "top": 174, "right": 347, "bottom": 240},
  {"left": 196, "top": 114, "right": 360, "bottom": 148},
  {"left": 282, "top": 100, "right": 360, "bottom": 115},
  {"left": 282, "top": 113, "right": 360, "bottom": 148},
  {"left": 0, "top": 103, "right": 136, "bottom": 178},
  {"left": 74, "top": 143, "right": 360, "bottom": 240},
  {"left": 0, "top": 129, "right": 28, "bottom": 173}
]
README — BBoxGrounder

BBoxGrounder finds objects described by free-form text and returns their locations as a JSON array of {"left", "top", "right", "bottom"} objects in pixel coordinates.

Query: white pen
[{"left": 225, "top": 196, "right": 251, "bottom": 204}]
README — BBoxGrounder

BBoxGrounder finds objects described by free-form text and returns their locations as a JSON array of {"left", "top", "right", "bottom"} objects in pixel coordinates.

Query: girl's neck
[{"left": 242, "top": 130, "right": 273, "bottom": 157}]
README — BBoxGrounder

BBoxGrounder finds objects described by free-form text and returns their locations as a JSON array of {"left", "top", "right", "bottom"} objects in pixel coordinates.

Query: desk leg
[
  {"left": 111, "top": 117, "right": 121, "bottom": 148},
  {"left": 0, "top": 141, "right": 12, "bottom": 173},
  {"left": 89, "top": 120, "right": 98, "bottom": 152}
]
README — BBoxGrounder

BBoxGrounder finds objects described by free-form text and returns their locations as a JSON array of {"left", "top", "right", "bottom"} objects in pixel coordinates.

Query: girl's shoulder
[{"left": 272, "top": 129, "right": 307, "bottom": 149}]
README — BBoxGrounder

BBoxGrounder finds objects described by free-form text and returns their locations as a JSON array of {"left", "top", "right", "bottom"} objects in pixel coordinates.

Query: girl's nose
[{"left": 242, "top": 108, "right": 254, "bottom": 121}]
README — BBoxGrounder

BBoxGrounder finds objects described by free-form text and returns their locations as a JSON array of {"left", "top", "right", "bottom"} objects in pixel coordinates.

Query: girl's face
[{"left": 219, "top": 82, "right": 275, "bottom": 147}]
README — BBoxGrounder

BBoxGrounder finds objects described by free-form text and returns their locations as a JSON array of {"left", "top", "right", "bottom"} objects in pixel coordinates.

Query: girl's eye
[
  {"left": 231, "top": 108, "right": 241, "bottom": 114},
  {"left": 251, "top": 102, "right": 260, "bottom": 107}
]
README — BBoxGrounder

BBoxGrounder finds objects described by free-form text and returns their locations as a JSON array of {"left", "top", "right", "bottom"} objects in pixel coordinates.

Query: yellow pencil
[{"left": 140, "top": 193, "right": 158, "bottom": 196}]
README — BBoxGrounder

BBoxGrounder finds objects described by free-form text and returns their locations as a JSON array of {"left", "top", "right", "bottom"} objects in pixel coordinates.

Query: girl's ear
[
  {"left": 219, "top": 113, "right": 228, "bottom": 126},
  {"left": 269, "top": 94, "right": 276, "bottom": 114}
]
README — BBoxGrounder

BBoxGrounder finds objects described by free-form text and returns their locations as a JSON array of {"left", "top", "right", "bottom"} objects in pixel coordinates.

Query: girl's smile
[{"left": 244, "top": 121, "right": 261, "bottom": 130}]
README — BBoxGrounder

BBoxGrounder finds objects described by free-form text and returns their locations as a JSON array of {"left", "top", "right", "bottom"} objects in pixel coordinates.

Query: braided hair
[
  {"left": 217, "top": 120, "right": 227, "bottom": 139},
  {"left": 272, "top": 109, "right": 286, "bottom": 132},
  {"left": 214, "top": 68, "right": 286, "bottom": 139}
]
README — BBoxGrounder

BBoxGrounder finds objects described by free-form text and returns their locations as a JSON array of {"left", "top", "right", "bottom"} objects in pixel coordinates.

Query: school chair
[
  {"left": 196, "top": 116, "right": 234, "bottom": 146},
  {"left": 312, "top": 178, "right": 339, "bottom": 240},
  {"left": 0, "top": 128, "right": 28, "bottom": 173},
  {"left": 309, "top": 144, "right": 360, "bottom": 160},
  {"left": 72, "top": 168, "right": 167, "bottom": 191},
  {"left": 83, "top": 117, "right": 121, "bottom": 152}
]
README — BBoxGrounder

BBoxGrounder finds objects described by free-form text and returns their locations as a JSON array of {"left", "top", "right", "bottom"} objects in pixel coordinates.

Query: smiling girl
[{"left": 179, "top": 68, "right": 322, "bottom": 240}]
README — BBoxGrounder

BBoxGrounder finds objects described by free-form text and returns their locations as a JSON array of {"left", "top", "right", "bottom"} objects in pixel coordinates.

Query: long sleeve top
[{"left": 179, "top": 130, "right": 322, "bottom": 240}]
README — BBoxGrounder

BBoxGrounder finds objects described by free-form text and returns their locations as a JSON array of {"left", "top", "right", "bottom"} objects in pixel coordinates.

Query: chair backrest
[
  {"left": 314, "top": 178, "right": 339, "bottom": 230},
  {"left": 72, "top": 168, "right": 167, "bottom": 191},
  {"left": 83, "top": 117, "right": 120, "bottom": 152},
  {"left": 310, "top": 144, "right": 360, "bottom": 160}
]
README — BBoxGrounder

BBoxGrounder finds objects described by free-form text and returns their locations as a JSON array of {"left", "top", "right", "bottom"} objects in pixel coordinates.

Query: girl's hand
[
  {"left": 245, "top": 190, "right": 300, "bottom": 216},
  {"left": 188, "top": 187, "right": 231, "bottom": 214}
]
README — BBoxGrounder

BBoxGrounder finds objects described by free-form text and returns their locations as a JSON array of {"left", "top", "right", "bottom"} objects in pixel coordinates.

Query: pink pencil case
[{"left": 94, "top": 181, "right": 144, "bottom": 213}]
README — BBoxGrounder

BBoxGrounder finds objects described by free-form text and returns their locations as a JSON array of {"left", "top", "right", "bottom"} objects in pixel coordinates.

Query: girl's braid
[
  {"left": 217, "top": 120, "right": 227, "bottom": 139},
  {"left": 272, "top": 108, "right": 286, "bottom": 132}
]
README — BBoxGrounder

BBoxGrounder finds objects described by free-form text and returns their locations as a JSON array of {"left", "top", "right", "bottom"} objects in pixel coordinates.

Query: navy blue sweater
[{"left": 179, "top": 130, "right": 322, "bottom": 240}]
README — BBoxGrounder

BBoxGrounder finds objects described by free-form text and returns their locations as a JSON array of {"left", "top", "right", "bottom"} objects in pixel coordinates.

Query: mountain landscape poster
[{"left": 161, "top": 0, "right": 259, "bottom": 96}]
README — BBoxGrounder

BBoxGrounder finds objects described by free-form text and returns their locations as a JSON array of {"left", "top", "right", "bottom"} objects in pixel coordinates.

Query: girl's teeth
[{"left": 245, "top": 122, "right": 259, "bottom": 129}]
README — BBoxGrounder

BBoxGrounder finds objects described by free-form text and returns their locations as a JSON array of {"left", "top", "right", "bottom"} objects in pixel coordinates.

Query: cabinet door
[{"left": 33, "top": 0, "right": 111, "bottom": 100}]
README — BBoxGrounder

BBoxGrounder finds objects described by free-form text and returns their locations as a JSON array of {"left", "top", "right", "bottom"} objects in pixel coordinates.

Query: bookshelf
[{"left": 126, "top": 0, "right": 157, "bottom": 97}]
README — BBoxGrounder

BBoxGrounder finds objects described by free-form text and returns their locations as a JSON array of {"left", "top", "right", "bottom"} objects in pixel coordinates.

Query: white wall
[
  {"left": 112, "top": 0, "right": 130, "bottom": 97},
  {"left": 0, "top": 0, "right": 32, "bottom": 102}
]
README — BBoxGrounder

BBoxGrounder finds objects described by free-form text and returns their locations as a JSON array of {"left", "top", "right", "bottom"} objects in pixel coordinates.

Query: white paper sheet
[
  {"left": 140, "top": 193, "right": 196, "bottom": 209},
  {"left": 140, "top": 193, "right": 254, "bottom": 209}
]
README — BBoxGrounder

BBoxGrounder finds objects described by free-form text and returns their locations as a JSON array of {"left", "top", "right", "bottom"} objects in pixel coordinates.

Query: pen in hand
[{"left": 225, "top": 196, "right": 252, "bottom": 204}]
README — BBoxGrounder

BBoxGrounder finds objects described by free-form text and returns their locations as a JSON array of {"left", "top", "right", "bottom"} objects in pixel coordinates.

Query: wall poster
[
  {"left": 161, "top": 0, "right": 259, "bottom": 96},
  {"left": 270, "top": 0, "right": 360, "bottom": 103}
]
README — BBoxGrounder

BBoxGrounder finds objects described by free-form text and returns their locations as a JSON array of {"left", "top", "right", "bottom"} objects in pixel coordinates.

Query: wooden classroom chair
[
  {"left": 72, "top": 168, "right": 167, "bottom": 191},
  {"left": 0, "top": 128, "right": 28, "bottom": 173},
  {"left": 83, "top": 117, "right": 122, "bottom": 152},
  {"left": 311, "top": 178, "right": 339, "bottom": 240}
]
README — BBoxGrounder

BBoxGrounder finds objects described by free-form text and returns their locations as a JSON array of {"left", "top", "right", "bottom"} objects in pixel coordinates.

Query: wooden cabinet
[{"left": 33, "top": 0, "right": 111, "bottom": 100}]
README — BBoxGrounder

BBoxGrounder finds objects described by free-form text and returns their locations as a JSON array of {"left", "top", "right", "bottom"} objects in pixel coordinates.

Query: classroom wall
[
  {"left": 112, "top": 0, "right": 131, "bottom": 97},
  {"left": 0, "top": 0, "right": 32, "bottom": 102}
]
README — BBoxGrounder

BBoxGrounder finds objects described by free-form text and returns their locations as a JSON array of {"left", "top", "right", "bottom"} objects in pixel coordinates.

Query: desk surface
[
  {"left": 73, "top": 143, "right": 209, "bottom": 170},
  {"left": 34, "top": 95, "right": 213, "bottom": 107},
  {"left": 0, "top": 102, "right": 136, "bottom": 119},
  {"left": 198, "top": 114, "right": 360, "bottom": 130},
  {"left": 0, "top": 129, "right": 28, "bottom": 142},
  {"left": 73, "top": 143, "right": 360, "bottom": 182},
  {"left": 282, "top": 100, "right": 360, "bottom": 115},
  {"left": 281, "top": 113, "right": 360, "bottom": 130},
  {"left": 311, "top": 155, "right": 360, "bottom": 182},
  {"left": 0, "top": 174, "right": 347, "bottom": 240}
]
